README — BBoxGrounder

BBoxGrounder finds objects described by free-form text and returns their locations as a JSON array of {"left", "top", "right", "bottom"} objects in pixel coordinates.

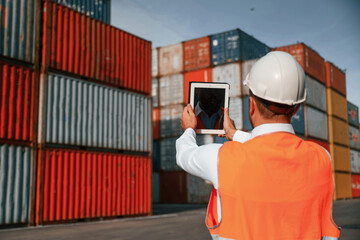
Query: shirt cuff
[{"left": 183, "top": 128, "right": 196, "bottom": 138}]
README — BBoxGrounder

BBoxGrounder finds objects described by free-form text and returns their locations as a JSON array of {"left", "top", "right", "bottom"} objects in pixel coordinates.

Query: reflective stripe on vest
[
  {"left": 212, "top": 236, "right": 338, "bottom": 240},
  {"left": 206, "top": 132, "right": 340, "bottom": 240}
]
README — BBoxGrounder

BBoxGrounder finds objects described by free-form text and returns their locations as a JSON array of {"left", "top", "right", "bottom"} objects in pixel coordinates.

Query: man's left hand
[{"left": 181, "top": 104, "right": 197, "bottom": 131}]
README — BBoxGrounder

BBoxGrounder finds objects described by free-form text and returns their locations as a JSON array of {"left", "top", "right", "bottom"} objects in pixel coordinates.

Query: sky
[{"left": 111, "top": 0, "right": 360, "bottom": 120}]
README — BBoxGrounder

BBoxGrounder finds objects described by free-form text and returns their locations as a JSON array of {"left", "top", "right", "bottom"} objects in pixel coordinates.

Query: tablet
[{"left": 189, "top": 82, "right": 229, "bottom": 134}]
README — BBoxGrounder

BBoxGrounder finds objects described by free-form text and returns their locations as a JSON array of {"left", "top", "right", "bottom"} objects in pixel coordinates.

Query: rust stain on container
[
  {"left": 334, "top": 172, "right": 352, "bottom": 200},
  {"left": 329, "top": 144, "right": 351, "bottom": 172},
  {"left": 325, "top": 62, "right": 346, "bottom": 96},
  {"left": 327, "top": 88, "right": 348, "bottom": 121},
  {"left": 328, "top": 116, "right": 349, "bottom": 146},
  {"left": 183, "top": 36, "right": 211, "bottom": 72}
]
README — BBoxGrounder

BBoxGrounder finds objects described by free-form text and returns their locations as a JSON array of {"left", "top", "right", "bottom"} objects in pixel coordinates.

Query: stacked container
[{"left": 348, "top": 101, "right": 360, "bottom": 198}]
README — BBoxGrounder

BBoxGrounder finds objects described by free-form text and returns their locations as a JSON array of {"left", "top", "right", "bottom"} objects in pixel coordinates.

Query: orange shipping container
[
  {"left": 152, "top": 108, "right": 160, "bottom": 140},
  {"left": 334, "top": 172, "right": 352, "bottom": 200},
  {"left": 159, "top": 43, "right": 183, "bottom": 76},
  {"left": 328, "top": 116, "right": 349, "bottom": 146},
  {"left": 329, "top": 144, "right": 351, "bottom": 172},
  {"left": 183, "top": 68, "right": 212, "bottom": 103},
  {"left": 327, "top": 88, "right": 348, "bottom": 121},
  {"left": 325, "top": 62, "right": 346, "bottom": 96},
  {"left": 275, "top": 43, "right": 325, "bottom": 84},
  {"left": 183, "top": 36, "right": 211, "bottom": 72}
]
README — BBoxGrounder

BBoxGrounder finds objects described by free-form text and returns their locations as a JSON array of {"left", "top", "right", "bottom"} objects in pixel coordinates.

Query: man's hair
[{"left": 249, "top": 91, "right": 297, "bottom": 119}]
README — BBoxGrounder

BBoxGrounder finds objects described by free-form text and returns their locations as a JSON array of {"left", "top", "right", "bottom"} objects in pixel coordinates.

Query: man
[
  {"left": 195, "top": 88, "right": 224, "bottom": 129},
  {"left": 176, "top": 51, "right": 340, "bottom": 240}
]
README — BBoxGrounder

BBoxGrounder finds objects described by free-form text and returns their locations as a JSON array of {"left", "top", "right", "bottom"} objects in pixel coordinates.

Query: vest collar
[{"left": 250, "top": 123, "right": 295, "bottom": 139}]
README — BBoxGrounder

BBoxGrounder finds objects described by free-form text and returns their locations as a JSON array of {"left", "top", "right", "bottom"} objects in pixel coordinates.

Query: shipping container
[
  {"left": 275, "top": 43, "right": 325, "bottom": 84},
  {"left": 183, "top": 36, "right": 211, "bottom": 71},
  {"left": 328, "top": 116, "right": 349, "bottom": 146},
  {"left": 159, "top": 171, "right": 212, "bottom": 203},
  {"left": 349, "top": 125, "right": 360, "bottom": 150},
  {"left": 211, "top": 29, "right": 270, "bottom": 66},
  {"left": 151, "top": 78, "right": 158, "bottom": 107},
  {"left": 241, "top": 59, "right": 258, "bottom": 96},
  {"left": 242, "top": 96, "right": 252, "bottom": 131},
  {"left": 325, "top": 62, "right": 346, "bottom": 96},
  {"left": 184, "top": 68, "right": 212, "bottom": 103},
  {"left": 35, "top": 149, "right": 151, "bottom": 225},
  {"left": 306, "top": 137, "right": 329, "bottom": 151},
  {"left": 42, "top": 2, "right": 151, "bottom": 95},
  {"left": 0, "top": 62, "right": 36, "bottom": 143},
  {"left": 212, "top": 63, "right": 241, "bottom": 97},
  {"left": 327, "top": 88, "right": 348, "bottom": 121},
  {"left": 305, "top": 75, "right": 327, "bottom": 112},
  {"left": 53, "top": 0, "right": 110, "bottom": 23},
  {"left": 291, "top": 104, "right": 305, "bottom": 135},
  {"left": 334, "top": 172, "right": 352, "bottom": 200},
  {"left": 159, "top": 137, "right": 179, "bottom": 171},
  {"left": 159, "top": 74, "right": 184, "bottom": 107},
  {"left": 196, "top": 134, "right": 214, "bottom": 146},
  {"left": 152, "top": 140, "right": 159, "bottom": 171},
  {"left": 352, "top": 174, "right": 360, "bottom": 198},
  {"left": 159, "top": 104, "right": 183, "bottom": 138},
  {"left": 350, "top": 149, "right": 360, "bottom": 174},
  {"left": 0, "top": 144, "right": 32, "bottom": 225},
  {"left": 347, "top": 101, "right": 359, "bottom": 127},
  {"left": 229, "top": 97, "right": 243, "bottom": 130},
  {"left": 0, "top": 0, "right": 40, "bottom": 63},
  {"left": 152, "top": 172, "right": 159, "bottom": 203},
  {"left": 158, "top": 43, "right": 183, "bottom": 76},
  {"left": 38, "top": 73, "right": 151, "bottom": 152},
  {"left": 306, "top": 106, "right": 328, "bottom": 141},
  {"left": 152, "top": 49, "right": 158, "bottom": 77},
  {"left": 152, "top": 108, "right": 160, "bottom": 140},
  {"left": 329, "top": 144, "right": 351, "bottom": 172}
]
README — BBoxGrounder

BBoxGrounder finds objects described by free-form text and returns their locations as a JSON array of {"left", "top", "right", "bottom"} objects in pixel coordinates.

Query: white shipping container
[
  {"left": 160, "top": 104, "right": 183, "bottom": 138},
  {"left": 306, "top": 106, "right": 328, "bottom": 141},
  {"left": 152, "top": 78, "right": 159, "bottom": 107},
  {"left": 38, "top": 73, "right": 151, "bottom": 152},
  {"left": 160, "top": 137, "right": 180, "bottom": 171},
  {"left": 152, "top": 49, "right": 158, "bottom": 77},
  {"left": 152, "top": 172, "right": 160, "bottom": 203},
  {"left": 305, "top": 75, "right": 327, "bottom": 112},
  {"left": 187, "top": 174, "right": 213, "bottom": 203},
  {"left": 241, "top": 59, "right": 258, "bottom": 96},
  {"left": 349, "top": 125, "right": 360, "bottom": 150},
  {"left": 229, "top": 97, "right": 243, "bottom": 130},
  {"left": 159, "top": 43, "right": 183, "bottom": 76},
  {"left": 350, "top": 149, "right": 360, "bottom": 174},
  {"left": 159, "top": 74, "right": 184, "bottom": 107},
  {"left": 212, "top": 63, "right": 241, "bottom": 97}
]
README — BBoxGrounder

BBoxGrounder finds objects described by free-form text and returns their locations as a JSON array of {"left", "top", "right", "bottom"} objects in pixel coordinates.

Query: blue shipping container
[
  {"left": 53, "top": 0, "right": 111, "bottom": 23},
  {"left": 243, "top": 96, "right": 252, "bottom": 131},
  {"left": 211, "top": 29, "right": 271, "bottom": 66},
  {"left": 153, "top": 140, "right": 159, "bottom": 171}
]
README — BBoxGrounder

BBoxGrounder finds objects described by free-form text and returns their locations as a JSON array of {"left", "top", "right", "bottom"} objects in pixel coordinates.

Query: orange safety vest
[{"left": 206, "top": 132, "right": 340, "bottom": 240}]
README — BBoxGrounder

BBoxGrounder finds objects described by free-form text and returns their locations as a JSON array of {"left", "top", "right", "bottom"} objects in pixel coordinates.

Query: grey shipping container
[
  {"left": 152, "top": 78, "right": 159, "bottom": 107},
  {"left": 305, "top": 75, "right": 327, "bottom": 112},
  {"left": 306, "top": 105, "right": 328, "bottom": 141},
  {"left": 347, "top": 101, "right": 359, "bottom": 127},
  {"left": 152, "top": 172, "right": 160, "bottom": 203},
  {"left": 187, "top": 174, "right": 213, "bottom": 203},
  {"left": 0, "top": 144, "right": 32, "bottom": 225},
  {"left": 0, "top": 0, "right": 40, "bottom": 63},
  {"left": 159, "top": 74, "right": 184, "bottom": 107},
  {"left": 160, "top": 137, "right": 179, "bottom": 171},
  {"left": 160, "top": 104, "right": 183, "bottom": 138},
  {"left": 350, "top": 149, "right": 360, "bottom": 174},
  {"left": 349, "top": 125, "right": 360, "bottom": 150},
  {"left": 38, "top": 72, "right": 151, "bottom": 152},
  {"left": 53, "top": 0, "right": 110, "bottom": 23}
]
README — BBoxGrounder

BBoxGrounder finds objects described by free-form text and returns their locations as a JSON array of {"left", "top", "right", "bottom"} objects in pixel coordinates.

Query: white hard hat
[{"left": 244, "top": 51, "right": 306, "bottom": 106}]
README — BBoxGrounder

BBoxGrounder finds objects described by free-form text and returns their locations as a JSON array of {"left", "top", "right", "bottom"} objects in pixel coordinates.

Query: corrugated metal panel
[
  {"left": 305, "top": 75, "right": 327, "bottom": 112},
  {"left": 327, "top": 88, "right": 348, "bottom": 121},
  {"left": 187, "top": 174, "right": 212, "bottom": 203},
  {"left": 305, "top": 106, "right": 328, "bottom": 141},
  {"left": 349, "top": 125, "right": 360, "bottom": 150},
  {"left": 158, "top": 43, "right": 183, "bottom": 76},
  {"left": 53, "top": 0, "right": 110, "bottom": 23},
  {"left": 152, "top": 172, "right": 159, "bottom": 203},
  {"left": 151, "top": 78, "right": 158, "bottom": 107},
  {"left": 196, "top": 134, "right": 214, "bottom": 146},
  {"left": 352, "top": 175, "right": 360, "bottom": 198},
  {"left": 238, "top": 30, "right": 271, "bottom": 61},
  {"left": 325, "top": 62, "right": 346, "bottom": 96},
  {"left": 330, "top": 144, "right": 350, "bottom": 172},
  {"left": 39, "top": 72, "right": 151, "bottom": 152},
  {"left": 183, "top": 36, "right": 211, "bottom": 71},
  {"left": 275, "top": 43, "right": 325, "bottom": 84},
  {"left": 159, "top": 137, "right": 179, "bottom": 171},
  {"left": 0, "top": 0, "right": 38, "bottom": 63},
  {"left": 0, "top": 144, "right": 32, "bottom": 225},
  {"left": 152, "top": 108, "right": 160, "bottom": 140},
  {"left": 347, "top": 101, "right": 359, "bottom": 127},
  {"left": 42, "top": 2, "right": 151, "bottom": 95},
  {"left": 0, "top": 63, "right": 35, "bottom": 142},
  {"left": 152, "top": 49, "right": 158, "bottom": 77},
  {"left": 159, "top": 74, "right": 184, "bottom": 106},
  {"left": 35, "top": 149, "right": 151, "bottom": 224},
  {"left": 334, "top": 172, "right": 352, "bottom": 200},
  {"left": 229, "top": 97, "right": 243, "bottom": 130},
  {"left": 152, "top": 140, "right": 159, "bottom": 171},
  {"left": 159, "top": 104, "right": 183, "bottom": 138},
  {"left": 184, "top": 68, "right": 211, "bottom": 103},
  {"left": 212, "top": 63, "right": 241, "bottom": 97},
  {"left": 241, "top": 59, "right": 258, "bottom": 96},
  {"left": 328, "top": 116, "right": 349, "bottom": 146},
  {"left": 350, "top": 149, "right": 360, "bottom": 174}
]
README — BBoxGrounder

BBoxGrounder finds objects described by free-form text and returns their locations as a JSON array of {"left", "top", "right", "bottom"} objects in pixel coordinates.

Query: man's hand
[
  {"left": 181, "top": 104, "right": 197, "bottom": 131},
  {"left": 218, "top": 108, "right": 237, "bottom": 141}
]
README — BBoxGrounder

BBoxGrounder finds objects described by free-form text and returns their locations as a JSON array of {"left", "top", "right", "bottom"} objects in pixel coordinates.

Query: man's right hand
[{"left": 218, "top": 108, "right": 237, "bottom": 141}]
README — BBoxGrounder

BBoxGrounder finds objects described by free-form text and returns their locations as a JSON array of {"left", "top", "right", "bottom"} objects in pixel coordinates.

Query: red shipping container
[
  {"left": 275, "top": 43, "right": 325, "bottom": 84},
  {"left": 159, "top": 171, "right": 187, "bottom": 203},
  {"left": 352, "top": 174, "right": 360, "bottom": 198},
  {"left": 306, "top": 137, "right": 329, "bottom": 151},
  {"left": 0, "top": 62, "right": 36, "bottom": 143},
  {"left": 152, "top": 108, "right": 160, "bottom": 140},
  {"left": 183, "top": 68, "right": 212, "bottom": 103},
  {"left": 35, "top": 149, "right": 151, "bottom": 225},
  {"left": 41, "top": 2, "right": 151, "bottom": 95},
  {"left": 183, "top": 36, "right": 211, "bottom": 72},
  {"left": 325, "top": 62, "right": 346, "bottom": 96}
]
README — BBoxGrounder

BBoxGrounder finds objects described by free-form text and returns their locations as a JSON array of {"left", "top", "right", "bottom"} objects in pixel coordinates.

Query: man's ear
[{"left": 249, "top": 96, "right": 256, "bottom": 116}]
